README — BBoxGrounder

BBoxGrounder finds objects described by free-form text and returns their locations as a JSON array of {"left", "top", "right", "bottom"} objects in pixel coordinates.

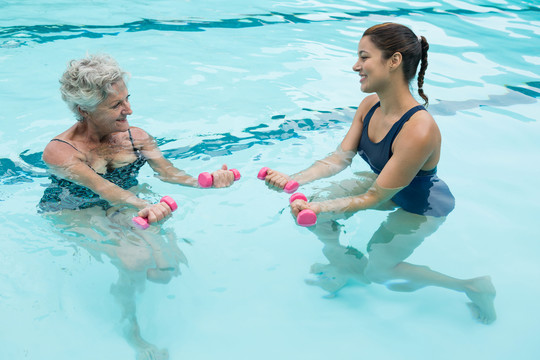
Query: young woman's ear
[{"left": 389, "top": 52, "right": 403, "bottom": 70}]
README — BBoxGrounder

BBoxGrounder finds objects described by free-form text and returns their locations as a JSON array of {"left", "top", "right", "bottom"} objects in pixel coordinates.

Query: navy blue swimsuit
[
  {"left": 357, "top": 102, "right": 455, "bottom": 217},
  {"left": 38, "top": 129, "right": 147, "bottom": 212}
]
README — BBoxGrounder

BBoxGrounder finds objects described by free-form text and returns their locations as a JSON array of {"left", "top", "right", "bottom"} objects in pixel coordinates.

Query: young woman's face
[
  {"left": 87, "top": 80, "right": 132, "bottom": 133},
  {"left": 352, "top": 36, "right": 392, "bottom": 93}
]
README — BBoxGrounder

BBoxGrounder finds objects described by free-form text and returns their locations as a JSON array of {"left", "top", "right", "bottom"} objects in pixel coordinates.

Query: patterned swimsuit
[{"left": 38, "top": 129, "right": 147, "bottom": 212}]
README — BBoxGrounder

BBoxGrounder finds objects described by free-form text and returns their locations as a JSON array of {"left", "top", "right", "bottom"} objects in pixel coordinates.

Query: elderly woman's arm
[
  {"left": 43, "top": 141, "right": 148, "bottom": 208},
  {"left": 131, "top": 127, "right": 235, "bottom": 188},
  {"left": 42, "top": 140, "right": 171, "bottom": 223}
]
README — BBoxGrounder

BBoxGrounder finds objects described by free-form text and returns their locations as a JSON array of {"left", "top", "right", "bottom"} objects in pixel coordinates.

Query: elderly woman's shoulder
[
  {"left": 42, "top": 137, "right": 83, "bottom": 166},
  {"left": 128, "top": 126, "right": 150, "bottom": 140}
]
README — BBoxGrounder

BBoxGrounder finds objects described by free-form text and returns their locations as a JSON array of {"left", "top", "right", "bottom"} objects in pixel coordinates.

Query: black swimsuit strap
[
  {"left": 362, "top": 101, "right": 381, "bottom": 131},
  {"left": 389, "top": 105, "right": 426, "bottom": 143},
  {"left": 387, "top": 105, "right": 425, "bottom": 156},
  {"left": 50, "top": 138, "right": 82, "bottom": 153},
  {"left": 127, "top": 128, "right": 141, "bottom": 154},
  {"left": 51, "top": 129, "right": 141, "bottom": 174},
  {"left": 53, "top": 129, "right": 139, "bottom": 154},
  {"left": 50, "top": 138, "right": 97, "bottom": 172}
]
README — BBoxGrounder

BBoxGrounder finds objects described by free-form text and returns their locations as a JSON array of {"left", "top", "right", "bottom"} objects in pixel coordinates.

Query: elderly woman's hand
[
  {"left": 137, "top": 201, "right": 173, "bottom": 224},
  {"left": 210, "top": 164, "right": 236, "bottom": 188}
]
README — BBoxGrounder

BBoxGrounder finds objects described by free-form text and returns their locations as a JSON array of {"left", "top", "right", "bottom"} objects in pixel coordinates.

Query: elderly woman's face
[{"left": 87, "top": 80, "right": 132, "bottom": 133}]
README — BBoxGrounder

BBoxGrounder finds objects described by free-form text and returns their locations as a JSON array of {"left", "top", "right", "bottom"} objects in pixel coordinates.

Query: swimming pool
[{"left": 1, "top": 0, "right": 539, "bottom": 359}]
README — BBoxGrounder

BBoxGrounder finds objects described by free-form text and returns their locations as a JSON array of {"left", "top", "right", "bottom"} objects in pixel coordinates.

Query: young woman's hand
[
  {"left": 290, "top": 198, "right": 322, "bottom": 217},
  {"left": 264, "top": 168, "right": 293, "bottom": 190}
]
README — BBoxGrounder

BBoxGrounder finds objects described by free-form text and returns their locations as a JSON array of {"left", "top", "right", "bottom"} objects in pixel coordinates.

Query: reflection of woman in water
[
  {"left": 38, "top": 54, "right": 235, "bottom": 359},
  {"left": 44, "top": 207, "right": 187, "bottom": 360},
  {"left": 263, "top": 23, "right": 496, "bottom": 324}
]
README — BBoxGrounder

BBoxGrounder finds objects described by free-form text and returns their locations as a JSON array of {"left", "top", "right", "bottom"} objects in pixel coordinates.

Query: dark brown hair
[{"left": 363, "top": 23, "right": 429, "bottom": 106}]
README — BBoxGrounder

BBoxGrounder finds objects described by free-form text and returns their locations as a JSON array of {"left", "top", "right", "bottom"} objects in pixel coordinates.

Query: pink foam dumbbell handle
[
  {"left": 132, "top": 196, "right": 178, "bottom": 230},
  {"left": 198, "top": 169, "right": 241, "bottom": 188},
  {"left": 289, "top": 192, "right": 317, "bottom": 227},
  {"left": 258, "top": 167, "right": 299, "bottom": 194}
]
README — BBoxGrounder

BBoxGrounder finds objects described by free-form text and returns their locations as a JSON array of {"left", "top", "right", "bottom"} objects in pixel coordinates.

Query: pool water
[{"left": 1, "top": 0, "right": 539, "bottom": 359}]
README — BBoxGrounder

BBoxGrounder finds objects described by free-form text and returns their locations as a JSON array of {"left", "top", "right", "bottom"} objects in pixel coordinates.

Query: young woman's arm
[
  {"left": 292, "top": 109, "right": 440, "bottom": 216},
  {"left": 264, "top": 95, "right": 378, "bottom": 189}
]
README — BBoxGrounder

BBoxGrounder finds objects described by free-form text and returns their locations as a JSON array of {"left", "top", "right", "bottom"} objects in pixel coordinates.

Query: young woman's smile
[{"left": 353, "top": 36, "right": 390, "bottom": 93}]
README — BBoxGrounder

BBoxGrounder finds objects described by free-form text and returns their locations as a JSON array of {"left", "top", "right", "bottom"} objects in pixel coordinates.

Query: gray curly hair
[{"left": 59, "top": 54, "right": 129, "bottom": 121}]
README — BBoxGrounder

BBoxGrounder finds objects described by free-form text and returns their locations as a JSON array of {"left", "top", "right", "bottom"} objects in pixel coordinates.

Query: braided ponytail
[{"left": 417, "top": 35, "right": 429, "bottom": 106}]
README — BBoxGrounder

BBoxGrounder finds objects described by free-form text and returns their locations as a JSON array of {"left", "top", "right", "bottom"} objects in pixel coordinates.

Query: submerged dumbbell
[
  {"left": 198, "top": 169, "right": 241, "bottom": 188},
  {"left": 289, "top": 192, "right": 317, "bottom": 227},
  {"left": 257, "top": 167, "right": 299, "bottom": 193},
  {"left": 132, "top": 196, "right": 178, "bottom": 230}
]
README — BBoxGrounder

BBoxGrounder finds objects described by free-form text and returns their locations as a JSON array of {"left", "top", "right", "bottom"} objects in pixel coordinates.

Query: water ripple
[{"left": 1, "top": 5, "right": 538, "bottom": 47}]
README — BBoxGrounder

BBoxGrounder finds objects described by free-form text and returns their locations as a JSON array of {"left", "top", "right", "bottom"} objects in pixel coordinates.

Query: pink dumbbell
[
  {"left": 257, "top": 167, "right": 299, "bottom": 193},
  {"left": 198, "top": 169, "right": 241, "bottom": 188},
  {"left": 289, "top": 192, "right": 317, "bottom": 227},
  {"left": 132, "top": 196, "right": 178, "bottom": 230}
]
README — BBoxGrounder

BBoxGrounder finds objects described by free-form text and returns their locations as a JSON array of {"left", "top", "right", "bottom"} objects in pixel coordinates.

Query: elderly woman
[
  {"left": 39, "top": 53, "right": 235, "bottom": 223},
  {"left": 38, "top": 53, "right": 234, "bottom": 360}
]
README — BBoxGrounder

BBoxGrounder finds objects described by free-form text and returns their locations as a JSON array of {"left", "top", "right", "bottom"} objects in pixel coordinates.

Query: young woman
[{"left": 264, "top": 23, "right": 496, "bottom": 324}]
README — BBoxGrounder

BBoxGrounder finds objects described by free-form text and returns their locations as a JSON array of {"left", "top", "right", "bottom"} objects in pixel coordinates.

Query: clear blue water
[{"left": 1, "top": 0, "right": 539, "bottom": 359}]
